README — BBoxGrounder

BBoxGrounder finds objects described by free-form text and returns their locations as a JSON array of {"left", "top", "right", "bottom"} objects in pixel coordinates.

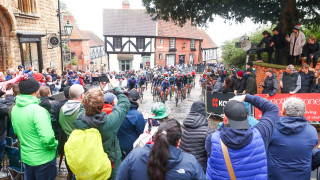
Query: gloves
[{"left": 113, "top": 87, "right": 124, "bottom": 96}]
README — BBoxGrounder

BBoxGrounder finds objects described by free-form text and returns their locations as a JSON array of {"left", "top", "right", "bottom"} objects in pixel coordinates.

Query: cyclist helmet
[
  {"left": 192, "top": 70, "right": 195, "bottom": 73},
  {"left": 171, "top": 74, "right": 174, "bottom": 77},
  {"left": 177, "top": 74, "right": 181, "bottom": 78},
  {"left": 141, "top": 73, "right": 145, "bottom": 76},
  {"left": 165, "top": 77, "right": 169, "bottom": 81},
  {"left": 188, "top": 73, "right": 191, "bottom": 76},
  {"left": 161, "top": 75, "right": 165, "bottom": 79},
  {"left": 203, "top": 73, "right": 206, "bottom": 77},
  {"left": 154, "top": 74, "right": 158, "bottom": 78},
  {"left": 131, "top": 76, "right": 135, "bottom": 79}
]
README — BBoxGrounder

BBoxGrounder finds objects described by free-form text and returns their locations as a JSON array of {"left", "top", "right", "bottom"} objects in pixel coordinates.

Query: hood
[
  {"left": 220, "top": 125, "right": 253, "bottom": 150},
  {"left": 276, "top": 116, "right": 307, "bottom": 135},
  {"left": 79, "top": 112, "right": 107, "bottom": 128},
  {"left": 62, "top": 100, "right": 82, "bottom": 115},
  {"left": 16, "top": 94, "right": 39, "bottom": 107},
  {"left": 190, "top": 101, "right": 206, "bottom": 117},
  {"left": 130, "top": 99, "right": 139, "bottom": 110},
  {"left": 183, "top": 112, "right": 208, "bottom": 128},
  {"left": 141, "top": 144, "right": 183, "bottom": 169}
]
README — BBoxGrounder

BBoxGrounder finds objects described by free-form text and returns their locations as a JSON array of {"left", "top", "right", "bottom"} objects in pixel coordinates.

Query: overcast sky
[{"left": 63, "top": 0, "right": 262, "bottom": 50}]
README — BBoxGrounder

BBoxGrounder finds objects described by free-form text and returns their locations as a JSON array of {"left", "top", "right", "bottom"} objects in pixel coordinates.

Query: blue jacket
[
  {"left": 206, "top": 95, "right": 279, "bottom": 180},
  {"left": 117, "top": 101, "right": 145, "bottom": 155},
  {"left": 116, "top": 144, "right": 206, "bottom": 180},
  {"left": 267, "top": 116, "right": 318, "bottom": 180}
]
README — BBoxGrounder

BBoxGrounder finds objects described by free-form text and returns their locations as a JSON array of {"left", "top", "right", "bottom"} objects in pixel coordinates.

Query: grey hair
[
  {"left": 283, "top": 97, "right": 306, "bottom": 117},
  {"left": 286, "top": 64, "right": 295, "bottom": 71},
  {"left": 69, "top": 84, "right": 85, "bottom": 100},
  {"left": 7, "top": 68, "right": 15, "bottom": 75}
]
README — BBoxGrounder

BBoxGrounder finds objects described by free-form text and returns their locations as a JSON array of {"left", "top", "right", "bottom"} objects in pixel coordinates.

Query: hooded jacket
[
  {"left": 40, "top": 96, "right": 60, "bottom": 139},
  {"left": 311, "top": 79, "right": 320, "bottom": 93},
  {"left": 11, "top": 94, "right": 57, "bottom": 166},
  {"left": 262, "top": 75, "right": 279, "bottom": 96},
  {"left": 59, "top": 100, "right": 82, "bottom": 137},
  {"left": 102, "top": 103, "right": 114, "bottom": 115},
  {"left": 117, "top": 100, "right": 145, "bottom": 155},
  {"left": 245, "top": 73, "right": 257, "bottom": 95},
  {"left": 233, "top": 77, "right": 246, "bottom": 93},
  {"left": 267, "top": 116, "right": 318, "bottom": 180},
  {"left": 286, "top": 31, "right": 306, "bottom": 56},
  {"left": 0, "top": 95, "right": 15, "bottom": 142},
  {"left": 116, "top": 144, "right": 206, "bottom": 180},
  {"left": 74, "top": 92, "right": 130, "bottom": 180},
  {"left": 180, "top": 101, "right": 214, "bottom": 172}
]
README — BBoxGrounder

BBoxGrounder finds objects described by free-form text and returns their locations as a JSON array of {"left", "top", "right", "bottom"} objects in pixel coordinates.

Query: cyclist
[
  {"left": 152, "top": 74, "right": 159, "bottom": 93},
  {"left": 160, "top": 77, "right": 170, "bottom": 100},
  {"left": 191, "top": 70, "right": 196, "bottom": 86},
  {"left": 187, "top": 73, "right": 194, "bottom": 89},
  {"left": 157, "top": 75, "right": 165, "bottom": 91},
  {"left": 169, "top": 74, "right": 175, "bottom": 95},
  {"left": 182, "top": 73, "right": 188, "bottom": 98},
  {"left": 174, "top": 74, "right": 183, "bottom": 99},
  {"left": 138, "top": 74, "right": 147, "bottom": 94},
  {"left": 127, "top": 76, "right": 137, "bottom": 90}
]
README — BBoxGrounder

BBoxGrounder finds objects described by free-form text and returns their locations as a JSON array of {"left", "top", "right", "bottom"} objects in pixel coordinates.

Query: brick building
[{"left": 0, "top": 0, "right": 61, "bottom": 73}]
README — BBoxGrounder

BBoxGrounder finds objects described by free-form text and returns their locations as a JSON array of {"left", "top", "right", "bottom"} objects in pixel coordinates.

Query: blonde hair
[
  {"left": 83, "top": 88, "right": 104, "bottom": 116},
  {"left": 310, "top": 35, "right": 316, "bottom": 41}
]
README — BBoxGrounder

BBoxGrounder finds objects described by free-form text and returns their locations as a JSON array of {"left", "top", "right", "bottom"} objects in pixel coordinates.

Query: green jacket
[
  {"left": 246, "top": 74, "right": 258, "bottom": 95},
  {"left": 74, "top": 91, "right": 130, "bottom": 163},
  {"left": 11, "top": 94, "right": 57, "bottom": 166},
  {"left": 59, "top": 100, "right": 82, "bottom": 137}
]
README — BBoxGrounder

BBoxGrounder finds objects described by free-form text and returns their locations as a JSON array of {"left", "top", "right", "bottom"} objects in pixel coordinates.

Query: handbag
[{"left": 220, "top": 139, "right": 237, "bottom": 180}]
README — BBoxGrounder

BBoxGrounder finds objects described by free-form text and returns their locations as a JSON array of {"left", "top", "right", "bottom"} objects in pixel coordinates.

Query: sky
[{"left": 63, "top": 0, "right": 263, "bottom": 55}]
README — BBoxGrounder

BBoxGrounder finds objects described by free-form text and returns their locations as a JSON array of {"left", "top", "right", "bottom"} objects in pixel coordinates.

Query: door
[
  {"left": 179, "top": 55, "right": 185, "bottom": 65},
  {"left": 142, "top": 56, "right": 150, "bottom": 66},
  {"left": 166, "top": 54, "right": 175, "bottom": 66}
]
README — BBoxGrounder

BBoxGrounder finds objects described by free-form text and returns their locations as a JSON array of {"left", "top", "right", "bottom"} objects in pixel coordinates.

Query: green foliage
[{"left": 71, "top": 56, "right": 78, "bottom": 66}]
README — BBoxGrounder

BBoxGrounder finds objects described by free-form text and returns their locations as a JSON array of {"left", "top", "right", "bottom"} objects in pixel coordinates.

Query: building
[
  {"left": 156, "top": 20, "right": 202, "bottom": 67},
  {"left": 81, "top": 30, "right": 107, "bottom": 71},
  {"left": 0, "top": 0, "right": 61, "bottom": 73},
  {"left": 199, "top": 30, "right": 218, "bottom": 63},
  {"left": 103, "top": 1, "right": 156, "bottom": 72}
]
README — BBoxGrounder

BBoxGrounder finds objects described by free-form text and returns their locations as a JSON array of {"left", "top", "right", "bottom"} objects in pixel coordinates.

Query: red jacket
[{"left": 101, "top": 104, "right": 114, "bottom": 115}]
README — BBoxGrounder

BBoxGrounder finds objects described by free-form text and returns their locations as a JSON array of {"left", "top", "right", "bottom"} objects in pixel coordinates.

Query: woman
[
  {"left": 285, "top": 25, "right": 306, "bottom": 65},
  {"left": 73, "top": 88, "right": 131, "bottom": 180},
  {"left": 262, "top": 68, "right": 279, "bottom": 98},
  {"left": 311, "top": 69, "right": 320, "bottom": 93},
  {"left": 116, "top": 119, "right": 206, "bottom": 180},
  {"left": 222, "top": 77, "right": 234, "bottom": 93},
  {"left": 305, "top": 35, "right": 319, "bottom": 69}
]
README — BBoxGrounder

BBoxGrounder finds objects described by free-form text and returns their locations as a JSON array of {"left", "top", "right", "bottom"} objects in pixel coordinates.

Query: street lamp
[{"left": 64, "top": 20, "right": 73, "bottom": 37}]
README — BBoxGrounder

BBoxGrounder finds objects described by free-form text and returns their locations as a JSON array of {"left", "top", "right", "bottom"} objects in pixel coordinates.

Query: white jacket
[{"left": 286, "top": 31, "right": 306, "bottom": 56}]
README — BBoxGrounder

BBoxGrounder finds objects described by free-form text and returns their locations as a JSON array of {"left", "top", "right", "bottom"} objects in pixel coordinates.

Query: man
[
  {"left": 127, "top": 76, "right": 137, "bottom": 91},
  {"left": 286, "top": 25, "right": 306, "bottom": 65},
  {"left": 39, "top": 86, "right": 60, "bottom": 139},
  {"left": 11, "top": 75, "right": 57, "bottom": 179},
  {"left": 246, "top": 61, "right": 256, "bottom": 74},
  {"left": 299, "top": 64, "right": 314, "bottom": 93},
  {"left": 50, "top": 69, "right": 58, "bottom": 81},
  {"left": 244, "top": 68, "right": 257, "bottom": 95},
  {"left": 46, "top": 75, "right": 60, "bottom": 95},
  {"left": 279, "top": 64, "right": 301, "bottom": 94},
  {"left": 160, "top": 77, "right": 170, "bottom": 100},
  {"left": 233, "top": 71, "right": 246, "bottom": 95},
  {"left": 117, "top": 90, "right": 145, "bottom": 155},
  {"left": 267, "top": 97, "right": 318, "bottom": 180},
  {"left": 256, "top": 30, "right": 273, "bottom": 63},
  {"left": 270, "top": 27, "right": 285, "bottom": 65},
  {"left": 206, "top": 94, "right": 279, "bottom": 179},
  {"left": 0, "top": 87, "right": 14, "bottom": 172},
  {"left": 102, "top": 93, "right": 116, "bottom": 115},
  {"left": 59, "top": 84, "right": 85, "bottom": 137}
]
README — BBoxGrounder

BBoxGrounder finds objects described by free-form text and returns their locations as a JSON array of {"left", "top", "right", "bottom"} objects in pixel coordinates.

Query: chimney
[{"left": 122, "top": 0, "right": 130, "bottom": 9}]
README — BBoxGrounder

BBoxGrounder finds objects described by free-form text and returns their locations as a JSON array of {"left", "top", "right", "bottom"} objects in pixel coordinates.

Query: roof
[
  {"left": 69, "top": 26, "right": 89, "bottom": 40},
  {"left": 103, "top": 9, "right": 156, "bottom": 36},
  {"left": 198, "top": 30, "right": 218, "bottom": 49},
  {"left": 16, "top": 30, "right": 45, "bottom": 37},
  {"left": 157, "top": 20, "right": 202, "bottom": 39},
  {"left": 81, "top": 30, "right": 104, "bottom": 47}
]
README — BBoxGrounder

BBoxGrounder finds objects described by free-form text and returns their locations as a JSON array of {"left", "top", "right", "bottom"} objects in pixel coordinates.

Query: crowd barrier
[{"left": 206, "top": 92, "right": 320, "bottom": 124}]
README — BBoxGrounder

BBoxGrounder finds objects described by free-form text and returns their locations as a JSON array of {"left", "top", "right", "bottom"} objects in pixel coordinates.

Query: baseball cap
[
  {"left": 128, "top": 90, "right": 140, "bottom": 101},
  {"left": 224, "top": 100, "right": 249, "bottom": 130}
]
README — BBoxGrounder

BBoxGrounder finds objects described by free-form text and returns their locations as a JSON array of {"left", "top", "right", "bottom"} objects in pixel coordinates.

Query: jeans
[
  {"left": 307, "top": 52, "right": 319, "bottom": 68},
  {"left": 257, "top": 48, "right": 274, "bottom": 63},
  {"left": 274, "top": 48, "right": 284, "bottom": 65},
  {"left": 0, "top": 139, "right": 6, "bottom": 170},
  {"left": 24, "top": 158, "right": 57, "bottom": 180}
]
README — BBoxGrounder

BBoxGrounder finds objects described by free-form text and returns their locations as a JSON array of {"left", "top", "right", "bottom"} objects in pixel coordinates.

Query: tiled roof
[
  {"left": 198, "top": 30, "right": 218, "bottom": 49},
  {"left": 68, "top": 22, "right": 89, "bottom": 40},
  {"left": 81, "top": 30, "right": 104, "bottom": 47},
  {"left": 103, "top": 9, "right": 156, "bottom": 36},
  {"left": 157, "top": 20, "right": 202, "bottom": 40}
]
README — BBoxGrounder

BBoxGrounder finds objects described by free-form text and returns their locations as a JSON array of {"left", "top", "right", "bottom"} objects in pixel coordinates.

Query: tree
[{"left": 142, "top": 0, "right": 320, "bottom": 34}]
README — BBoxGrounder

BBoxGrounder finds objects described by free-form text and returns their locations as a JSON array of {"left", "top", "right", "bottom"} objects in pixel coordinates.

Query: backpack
[{"left": 65, "top": 128, "right": 112, "bottom": 180}]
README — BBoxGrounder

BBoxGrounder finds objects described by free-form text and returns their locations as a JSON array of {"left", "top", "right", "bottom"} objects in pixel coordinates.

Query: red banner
[{"left": 254, "top": 93, "right": 320, "bottom": 121}]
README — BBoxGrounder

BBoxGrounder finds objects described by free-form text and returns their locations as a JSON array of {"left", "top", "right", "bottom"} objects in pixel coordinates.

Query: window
[
  {"left": 113, "top": 37, "right": 122, "bottom": 49},
  {"left": 166, "top": 54, "right": 175, "bottom": 66},
  {"left": 169, "top": 38, "right": 175, "bottom": 49},
  {"left": 189, "top": 54, "right": 194, "bottom": 64},
  {"left": 137, "top": 38, "right": 145, "bottom": 49},
  {"left": 22, "top": 43, "right": 38, "bottom": 69},
  {"left": 190, "top": 39, "right": 195, "bottom": 49},
  {"left": 160, "top": 39, "right": 164, "bottom": 44},
  {"left": 159, "top": 53, "right": 162, "bottom": 59},
  {"left": 18, "top": 0, "right": 37, "bottom": 14},
  {"left": 119, "top": 60, "right": 132, "bottom": 71},
  {"left": 209, "top": 49, "right": 214, "bottom": 58}
]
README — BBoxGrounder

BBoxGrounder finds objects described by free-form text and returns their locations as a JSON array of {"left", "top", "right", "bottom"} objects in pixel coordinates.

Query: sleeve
[
  {"left": 257, "top": 38, "right": 264, "bottom": 48},
  {"left": 33, "top": 107, "right": 58, "bottom": 150},
  {"left": 135, "top": 112, "right": 146, "bottom": 136},
  {"left": 0, "top": 95, "right": 15, "bottom": 115},
  {"left": 246, "top": 95, "right": 279, "bottom": 149},
  {"left": 104, "top": 92, "right": 130, "bottom": 131},
  {"left": 116, "top": 151, "right": 132, "bottom": 180},
  {"left": 270, "top": 79, "right": 279, "bottom": 96},
  {"left": 205, "top": 133, "right": 213, "bottom": 157},
  {"left": 285, "top": 34, "right": 291, "bottom": 42},
  {"left": 293, "top": 75, "right": 301, "bottom": 93},
  {"left": 279, "top": 73, "right": 283, "bottom": 82},
  {"left": 316, "top": 42, "right": 320, "bottom": 52},
  {"left": 245, "top": 78, "right": 254, "bottom": 94},
  {"left": 301, "top": 33, "right": 306, "bottom": 47},
  {"left": 238, "top": 79, "right": 246, "bottom": 93},
  {"left": 192, "top": 159, "right": 206, "bottom": 180}
]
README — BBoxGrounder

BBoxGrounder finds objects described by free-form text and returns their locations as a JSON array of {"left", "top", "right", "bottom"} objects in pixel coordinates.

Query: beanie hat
[
  {"left": 237, "top": 71, "right": 244, "bottom": 77},
  {"left": 190, "top": 101, "right": 207, "bottom": 117},
  {"left": 294, "top": 25, "right": 300, "bottom": 30},
  {"left": 64, "top": 86, "right": 71, "bottom": 99},
  {"left": 19, "top": 75, "right": 40, "bottom": 95},
  {"left": 104, "top": 93, "right": 116, "bottom": 104},
  {"left": 128, "top": 90, "right": 140, "bottom": 101}
]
